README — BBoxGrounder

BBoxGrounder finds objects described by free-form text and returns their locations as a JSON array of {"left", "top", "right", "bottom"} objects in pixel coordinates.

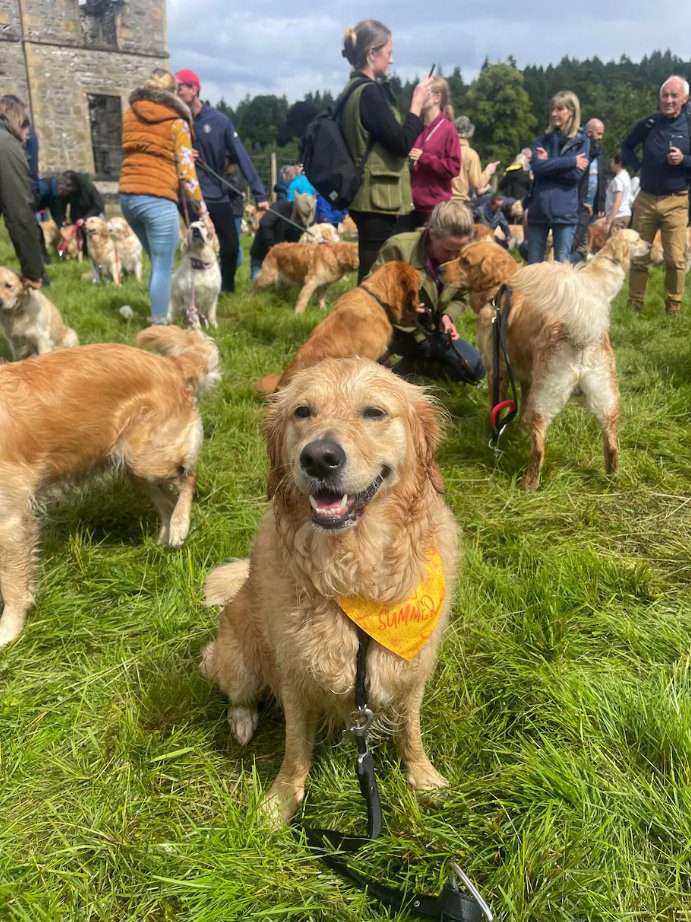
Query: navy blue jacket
[
  {"left": 621, "top": 111, "right": 691, "bottom": 195},
  {"left": 476, "top": 202, "right": 511, "bottom": 237},
  {"left": 528, "top": 129, "right": 590, "bottom": 225},
  {"left": 192, "top": 105, "right": 267, "bottom": 206}
]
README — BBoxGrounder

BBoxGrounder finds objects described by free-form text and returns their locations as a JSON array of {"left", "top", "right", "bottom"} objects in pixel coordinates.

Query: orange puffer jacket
[{"left": 119, "top": 87, "right": 193, "bottom": 202}]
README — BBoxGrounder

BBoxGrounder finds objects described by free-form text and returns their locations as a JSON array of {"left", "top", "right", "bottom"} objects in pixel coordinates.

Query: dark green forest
[{"left": 216, "top": 50, "right": 690, "bottom": 175}]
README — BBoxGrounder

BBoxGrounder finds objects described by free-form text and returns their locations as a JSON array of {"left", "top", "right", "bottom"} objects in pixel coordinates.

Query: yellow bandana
[{"left": 337, "top": 550, "right": 445, "bottom": 661}]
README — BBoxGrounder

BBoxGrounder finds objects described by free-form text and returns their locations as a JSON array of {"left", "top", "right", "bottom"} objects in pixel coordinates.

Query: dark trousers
[
  {"left": 570, "top": 204, "right": 592, "bottom": 263},
  {"left": 396, "top": 211, "right": 430, "bottom": 233},
  {"left": 388, "top": 329, "right": 486, "bottom": 385},
  {"left": 350, "top": 210, "right": 398, "bottom": 282},
  {"left": 207, "top": 199, "right": 239, "bottom": 292}
]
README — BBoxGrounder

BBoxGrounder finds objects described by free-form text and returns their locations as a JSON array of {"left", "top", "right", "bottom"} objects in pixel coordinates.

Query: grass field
[{"left": 0, "top": 226, "right": 690, "bottom": 922}]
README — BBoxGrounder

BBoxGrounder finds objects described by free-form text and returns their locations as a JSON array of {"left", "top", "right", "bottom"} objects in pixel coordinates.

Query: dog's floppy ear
[
  {"left": 409, "top": 391, "right": 445, "bottom": 495},
  {"left": 401, "top": 265, "right": 422, "bottom": 319},
  {"left": 263, "top": 396, "right": 285, "bottom": 499},
  {"left": 479, "top": 249, "right": 515, "bottom": 289}
]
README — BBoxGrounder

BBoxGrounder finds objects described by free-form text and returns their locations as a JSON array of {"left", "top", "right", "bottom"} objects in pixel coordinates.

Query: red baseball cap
[{"left": 175, "top": 69, "right": 201, "bottom": 92}]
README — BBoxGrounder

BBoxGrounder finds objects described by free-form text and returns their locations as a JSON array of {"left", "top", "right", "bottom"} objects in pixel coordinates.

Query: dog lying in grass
[
  {"left": 254, "top": 261, "right": 421, "bottom": 394},
  {"left": 203, "top": 357, "right": 457, "bottom": 823},
  {"left": 253, "top": 241, "right": 359, "bottom": 314},
  {"left": 168, "top": 221, "right": 222, "bottom": 329},
  {"left": 0, "top": 267, "right": 78, "bottom": 359},
  {"left": 441, "top": 230, "right": 649, "bottom": 489},
  {"left": 0, "top": 325, "right": 220, "bottom": 647}
]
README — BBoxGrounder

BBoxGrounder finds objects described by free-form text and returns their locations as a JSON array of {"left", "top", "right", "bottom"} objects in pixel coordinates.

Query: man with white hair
[
  {"left": 621, "top": 75, "right": 691, "bottom": 315},
  {"left": 571, "top": 117, "right": 606, "bottom": 262}
]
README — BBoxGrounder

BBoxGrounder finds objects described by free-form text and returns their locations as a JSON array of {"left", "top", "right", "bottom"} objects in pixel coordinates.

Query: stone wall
[{"left": 0, "top": 0, "right": 168, "bottom": 175}]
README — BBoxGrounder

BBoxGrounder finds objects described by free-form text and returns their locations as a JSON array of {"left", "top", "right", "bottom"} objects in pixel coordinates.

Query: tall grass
[{"left": 0, "top": 228, "right": 689, "bottom": 921}]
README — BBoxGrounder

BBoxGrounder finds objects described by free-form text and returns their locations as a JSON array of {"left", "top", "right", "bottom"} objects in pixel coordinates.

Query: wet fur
[{"left": 203, "top": 357, "right": 458, "bottom": 822}]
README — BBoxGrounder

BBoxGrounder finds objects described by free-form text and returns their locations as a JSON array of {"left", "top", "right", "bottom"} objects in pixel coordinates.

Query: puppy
[
  {"left": 57, "top": 223, "right": 84, "bottom": 261},
  {"left": 0, "top": 326, "right": 220, "bottom": 647},
  {"left": 441, "top": 231, "right": 650, "bottom": 489},
  {"left": 253, "top": 241, "right": 359, "bottom": 314},
  {"left": 0, "top": 267, "right": 78, "bottom": 360},
  {"left": 169, "top": 221, "right": 222, "bottom": 329},
  {"left": 203, "top": 357, "right": 458, "bottom": 822},
  {"left": 299, "top": 224, "right": 340, "bottom": 244},
  {"left": 84, "top": 216, "right": 120, "bottom": 284},
  {"left": 255, "top": 261, "right": 421, "bottom": 393},
  {"left": 108, "top": 216, "right": 143, "bottom": 282}
]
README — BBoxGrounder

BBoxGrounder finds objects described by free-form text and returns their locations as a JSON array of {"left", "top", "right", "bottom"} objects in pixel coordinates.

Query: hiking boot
[{"left": 665, "top": 301, "right": 681, "bottom": 316}]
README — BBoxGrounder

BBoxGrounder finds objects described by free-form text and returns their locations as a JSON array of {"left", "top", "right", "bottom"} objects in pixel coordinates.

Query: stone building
[{"left": 0, "top": 0, "right": 168, "bottom": 183}]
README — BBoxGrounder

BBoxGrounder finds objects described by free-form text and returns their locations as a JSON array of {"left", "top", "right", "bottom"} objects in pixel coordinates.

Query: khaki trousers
[{"left": 629, "top": 189, "right": 688, "bottom": 313}]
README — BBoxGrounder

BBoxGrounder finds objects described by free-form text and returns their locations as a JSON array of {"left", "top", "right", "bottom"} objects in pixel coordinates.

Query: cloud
[{"left": 167, "top": 1, "right": 689, "bottom": 107}]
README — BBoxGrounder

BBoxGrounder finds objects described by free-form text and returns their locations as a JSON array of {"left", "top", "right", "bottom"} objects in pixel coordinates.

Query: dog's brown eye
[
  {"left": 294, "top": 405, "right": 312, "bottom": 419},
  {"left": 362, "top": 407, "right": 386, "bottom": 420}
]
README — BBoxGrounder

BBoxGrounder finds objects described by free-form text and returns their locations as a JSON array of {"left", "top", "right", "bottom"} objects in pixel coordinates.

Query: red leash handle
[{"left": 489, "top": 399, "right": 516, "bottom": 428}]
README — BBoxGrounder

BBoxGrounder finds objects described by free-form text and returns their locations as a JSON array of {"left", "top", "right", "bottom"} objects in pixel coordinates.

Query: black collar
[
  {"left": 359, "top": 283, "right": 401, "bottom": 325},
  {"left": 190, "top": 257, "right": 214, "bottom": 270}
]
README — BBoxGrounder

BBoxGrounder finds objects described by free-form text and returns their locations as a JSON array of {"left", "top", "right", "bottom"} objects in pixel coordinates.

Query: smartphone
[{"left": 428, "top": 64, "right": 437, "bottom": 78}]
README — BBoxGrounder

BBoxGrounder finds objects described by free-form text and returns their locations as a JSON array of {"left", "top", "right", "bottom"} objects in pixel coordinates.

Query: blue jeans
[
  {"left": 250, "top": 256, "right": 263, "bottom": 283},
  {"left": 234, "top": 217, "right": 243, "bottom": 267},
  {"left": 120, "top": 194, "right": 180, "bottom": 322},
  {"left": 527, "top": 224, "right": 577, "bottom": 264}
]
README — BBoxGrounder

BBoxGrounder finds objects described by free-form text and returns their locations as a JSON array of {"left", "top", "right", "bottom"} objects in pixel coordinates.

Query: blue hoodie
[
  {"left": 528, "top": 128, "right": 590, "bottom": 225},
  {"left": 192, "top": 105, "right": 267, "bottom": 206}
]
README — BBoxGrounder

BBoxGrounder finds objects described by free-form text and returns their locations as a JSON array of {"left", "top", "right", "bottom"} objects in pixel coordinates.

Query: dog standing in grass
[
  {"left": 0, "top": 266, "right": 78, "bottom": 359},
  {"left": 0, "top": 326, "right": 220, "bottom": 647},
  {"left": 252, "top": 241, "right": 359, "bottom": 314}
]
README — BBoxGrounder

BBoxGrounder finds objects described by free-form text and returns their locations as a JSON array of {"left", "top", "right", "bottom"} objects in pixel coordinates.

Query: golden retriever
[
  {"left": 0, "top": 267, "right": 78, "bottom": 359},
  {"left": 337, "top": 214, "right": 358, "bottom": 238},
  {"left": 84, "top": 216, "right": 120, "bottom": 284},
  {"left": 441, "top": 231, "right": 649, "bottom": 489},
  {"left": 0, "top": 326, "right": 220, "bottom": 647},
  {"left": 168, "top": 222, "right": 222, "bottom": 329},
  {"left": 39, "top": 219, "right": 58, "bottom": 251},
  {"left": 203, "top": 356, "right": 458, "bottom": 822},
  {"left": 299, "top": 224, "right": 340, "bottom": 244},
  {"left": 255, "top": 261, "right": 421, "bottom": 394},
  {"left": 108, "top": 216, "right": 143, "bottom": 283},
  {"left": 57, "top": 223, "right": 84, "bottom": 261},
  {"left": 253, "top": 241, "right": 359, "bottom": 314}
]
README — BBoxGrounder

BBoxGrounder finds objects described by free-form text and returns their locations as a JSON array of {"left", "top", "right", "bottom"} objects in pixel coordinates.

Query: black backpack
[{"left": 300, "top": 79, "right": 375, "bottom": 210}]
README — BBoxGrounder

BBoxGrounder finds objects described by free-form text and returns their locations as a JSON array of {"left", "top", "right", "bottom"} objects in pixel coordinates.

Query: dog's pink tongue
[{"left": 310, "top": 494, "right": 348, "bottom": 515}]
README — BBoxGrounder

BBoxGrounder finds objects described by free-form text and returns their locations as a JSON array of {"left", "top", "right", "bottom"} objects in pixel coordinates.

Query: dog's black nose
[{"left": 300, "top": 439, "right": 346, "bottom": 479}]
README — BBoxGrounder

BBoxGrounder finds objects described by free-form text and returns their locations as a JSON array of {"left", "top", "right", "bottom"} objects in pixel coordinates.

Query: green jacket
[
  {"left": 339, "top": 74, "right": 413, "bottom": 216},
  {"left": 0, "top": 123, "right": 44, "bottom": 281},
  {"left": 369, "top": 229, "right": 465, "bottom": 333}
]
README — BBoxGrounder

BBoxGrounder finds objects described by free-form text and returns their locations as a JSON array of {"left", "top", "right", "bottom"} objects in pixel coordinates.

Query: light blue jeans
[
  {"left": 527, "top": 223, "right": 577, "bottom": 264},
  {"left": 120, "top": 193, "right": 180, "bottom": 322}
]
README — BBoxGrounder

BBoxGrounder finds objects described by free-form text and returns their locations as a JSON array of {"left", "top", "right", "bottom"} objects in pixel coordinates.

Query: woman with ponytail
[
  {"left": 402, "top": 77, "right": 461, "bottom": 230},
  {"left": 338, "top": 19, "right": 434, "bottom": 279}
]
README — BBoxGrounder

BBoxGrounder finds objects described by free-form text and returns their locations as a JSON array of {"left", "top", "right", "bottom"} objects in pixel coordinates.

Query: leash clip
[
  {"left": 343, "top": 706, "right": 374, "bottom": 739},
  {"left": 447, "top": 861, "right": 493, "bottom": 921}
]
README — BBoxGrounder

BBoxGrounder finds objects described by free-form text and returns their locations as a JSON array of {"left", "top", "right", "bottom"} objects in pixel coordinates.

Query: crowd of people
[{"left": 0, "top": 19, "right": 689, "bottom": 333}]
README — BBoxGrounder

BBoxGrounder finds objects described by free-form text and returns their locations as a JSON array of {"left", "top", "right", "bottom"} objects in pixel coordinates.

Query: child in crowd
[{"left": 603, "top": 150, "right": 632, "bottom": 235}]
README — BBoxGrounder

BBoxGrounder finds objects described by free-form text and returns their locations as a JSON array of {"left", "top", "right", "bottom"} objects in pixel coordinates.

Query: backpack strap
[{"left": 335, "top": 78, "right": 377, "bottom": 183}]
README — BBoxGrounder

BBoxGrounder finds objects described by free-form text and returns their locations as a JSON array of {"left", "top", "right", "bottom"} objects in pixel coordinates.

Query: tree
[
  {"left": 462, "top": 63, "right": 536, "bottom": 165},
  {"left": 232, "top": 94, "right": 288, "bottom": 151}
]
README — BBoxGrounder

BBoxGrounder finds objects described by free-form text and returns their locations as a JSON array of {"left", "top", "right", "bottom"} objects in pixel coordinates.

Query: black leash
[
  {"left": 299, "top": 624, "right": 493, "bottom": 922},
  {"left": 489, "top": 284, "right": 518, "bottom": 453},
  {"left": 195, "top": 158, "right": 319, "bottom": 240}
]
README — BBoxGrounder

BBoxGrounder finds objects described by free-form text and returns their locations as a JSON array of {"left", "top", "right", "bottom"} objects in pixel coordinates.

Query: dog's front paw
[
  {"left": 406, "top": 761, "right": 449, "bottom": 792},
  {"left": 165, "top": 519, "right": 189, "bottom": 547},
  {"left": 262, "top": 780, "right": 305, "bottom": 826},
  {"left": 228, "top": 706, "right": 259, "bottom": 746},
  {"left": 0, "top": 620, "right": 24, "bottom": 648}
]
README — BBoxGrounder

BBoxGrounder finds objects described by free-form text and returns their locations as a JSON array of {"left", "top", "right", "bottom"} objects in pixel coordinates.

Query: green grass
[{"left": 0, "top": 228, "right": 690, "bottom": 922}]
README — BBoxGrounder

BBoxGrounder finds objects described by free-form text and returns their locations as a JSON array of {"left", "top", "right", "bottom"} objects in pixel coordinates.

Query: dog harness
[{"left": 337, "top": 549, "right": 445, "bottom": 660}]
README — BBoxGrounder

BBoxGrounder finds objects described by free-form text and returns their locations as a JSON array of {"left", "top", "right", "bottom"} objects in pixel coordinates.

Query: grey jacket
[{"left": 0, "top": 123, "right": 43, "bottom": 280}]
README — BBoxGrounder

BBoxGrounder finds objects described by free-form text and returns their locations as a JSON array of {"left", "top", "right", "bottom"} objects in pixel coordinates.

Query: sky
[{"left": 167, "top": 1, "right": 689, "bottom": 108}]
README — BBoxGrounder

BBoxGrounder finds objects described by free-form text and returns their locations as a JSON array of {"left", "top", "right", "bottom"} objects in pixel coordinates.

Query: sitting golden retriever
[
  {"left": 168, "top": 221, "right": 222, "bottom": 329},
  {"left": 57, "top": 223, "right": 84, "bottom": 261},
  {"left": 0, "top": 267, "right": 78, "bottom": 359},
  {"left": 0, "top": 326, "right": 220, "bottom": 647},
  {"left": 84, "top": 216, "right": 120, "bottom": 284},
  {"left": 108, "top": 216, "right": 143, "bottom": 283},
  {"left": 441, "top": 231, "right": 649, "bottom": 489},
  {"left": 255, "top": 261, "right": 421, "bottom": 394},
  {"left": 253, "top": 241, "right": 359, "bottom": 314},
  {"left": 203, "top": 357, "right": 458, "bottom": 822},
  {"left": 39, "top": 218, "right": 58, "bottom": 251}
]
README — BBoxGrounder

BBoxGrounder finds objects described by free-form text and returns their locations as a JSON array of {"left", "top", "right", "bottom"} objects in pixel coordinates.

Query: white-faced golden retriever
[
  {"left": 108, "top": 216, "right": 143, "bottom": 283},
  {"left": 0, "top": 266, "right": 78, "bottom": 359},
  {"left": 84, "top": 216, "right": 121, "bottom": 285},
  {"left": 441, "top": 230, "right": 650, "bottom": 489},
  {"left": 169, "top": 221, "right": 222, "bottom": 328},
  {"left": 0, "top": 326, "right": 220, "bottom": 647},
  {"left": 202, "top": 357, "right": 458, "bottom": 823}
]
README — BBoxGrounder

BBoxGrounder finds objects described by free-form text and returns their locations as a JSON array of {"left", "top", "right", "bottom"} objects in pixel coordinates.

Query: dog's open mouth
[{"left": 308, "top": 469, "right": 389, "bottom": 530}]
